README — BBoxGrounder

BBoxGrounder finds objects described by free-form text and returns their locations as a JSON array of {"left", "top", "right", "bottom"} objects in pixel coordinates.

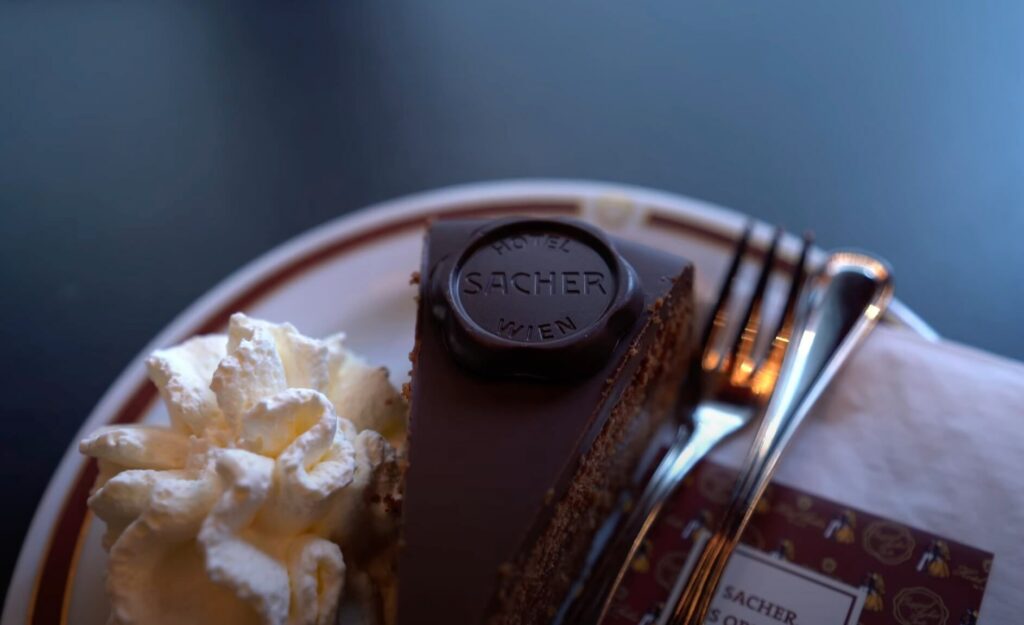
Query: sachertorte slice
[{"left": 399, "top": 218, "right": 695, "bottom": 625}]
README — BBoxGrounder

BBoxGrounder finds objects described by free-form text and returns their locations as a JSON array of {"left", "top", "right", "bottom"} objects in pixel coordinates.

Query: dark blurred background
[{"left": 1, "top": 2, "right": 1022, "bottom": 597}]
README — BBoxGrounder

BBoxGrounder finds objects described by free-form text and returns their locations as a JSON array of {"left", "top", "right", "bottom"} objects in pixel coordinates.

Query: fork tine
[
  {"left": 700, "top": 221, "right": 753, "bottom": 369},
  {"left": 764, "top": 232, "right": 812, "bottom": 357},
  {"left": 724, "top": 227, "right": 783, "bottom": 377},
  {"left": 748, "top": 232, "right": 813, "bottom": 393}
]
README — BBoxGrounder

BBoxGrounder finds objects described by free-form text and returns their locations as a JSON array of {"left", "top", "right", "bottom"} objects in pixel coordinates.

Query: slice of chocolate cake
[{"left": 399, "top": 218, "right": 694, "bottom": 625}]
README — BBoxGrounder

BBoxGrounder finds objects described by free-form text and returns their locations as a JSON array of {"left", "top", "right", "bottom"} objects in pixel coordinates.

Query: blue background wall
[{"left": 2, "top": 2, "right": 1021, "bottom": 594}]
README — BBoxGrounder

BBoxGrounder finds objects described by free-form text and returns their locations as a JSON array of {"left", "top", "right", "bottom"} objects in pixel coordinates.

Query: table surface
[{"left": 2, "top": 2, "right": 1022, "bottom": 601}]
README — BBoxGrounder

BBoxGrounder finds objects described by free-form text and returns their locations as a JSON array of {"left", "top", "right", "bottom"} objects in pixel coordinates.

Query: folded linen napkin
[{"left": 709, "top": 324, "right": 1024, "bottom": 621}]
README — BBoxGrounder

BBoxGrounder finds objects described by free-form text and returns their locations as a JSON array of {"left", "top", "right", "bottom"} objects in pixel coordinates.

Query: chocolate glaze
[{"left": 398, "top": 218, "right": 693, "bottom": 625}]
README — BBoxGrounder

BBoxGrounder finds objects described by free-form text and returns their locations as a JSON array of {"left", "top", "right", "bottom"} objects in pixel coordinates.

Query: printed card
[{"left": 605, "top": 461, "right": 992, "bottom": 625}]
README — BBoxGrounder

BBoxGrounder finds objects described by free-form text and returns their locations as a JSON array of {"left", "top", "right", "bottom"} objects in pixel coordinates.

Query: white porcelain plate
[{"left": 2, "top": 180, "right": 935, "bottom": 625}]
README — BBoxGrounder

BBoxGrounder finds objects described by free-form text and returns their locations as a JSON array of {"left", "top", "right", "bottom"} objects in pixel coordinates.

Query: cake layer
[{"left": 398, "top": 219, "right": 694, "bottom": 625}]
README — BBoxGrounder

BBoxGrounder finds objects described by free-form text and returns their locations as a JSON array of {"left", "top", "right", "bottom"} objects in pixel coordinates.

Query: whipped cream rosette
[{"left": 80, "top": 314, "right": 406, "bottom": 625}]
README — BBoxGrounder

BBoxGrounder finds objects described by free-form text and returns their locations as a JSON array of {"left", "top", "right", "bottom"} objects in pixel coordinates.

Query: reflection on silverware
[{"left": 661, "top": 251, "right": 894, "bottom": 625}]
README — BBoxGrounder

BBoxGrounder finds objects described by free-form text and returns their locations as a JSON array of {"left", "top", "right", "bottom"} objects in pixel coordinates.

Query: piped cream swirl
[{"left": 80, "top": 314, "right": 406, "bottom": 625}]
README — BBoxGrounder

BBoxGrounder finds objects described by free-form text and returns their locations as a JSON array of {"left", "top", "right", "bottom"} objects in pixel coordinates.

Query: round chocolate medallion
[{"left": 438, "top": 219, "right": 642, "bottom": 380}]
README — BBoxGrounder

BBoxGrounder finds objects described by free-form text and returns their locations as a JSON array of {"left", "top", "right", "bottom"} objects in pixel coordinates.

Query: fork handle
[
  {"left": 581, "top": 405, "right": 749, "bottom": 625},
  {"left": 660, "top": 252, "right": 894, "bottom": 625},
  {"left": 659, "top": 407, "right": 807, "bottom": 625}
]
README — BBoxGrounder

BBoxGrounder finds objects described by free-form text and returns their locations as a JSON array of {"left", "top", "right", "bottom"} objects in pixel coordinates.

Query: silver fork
[
  {"left": 661, "top": 251, "right": 894, "bottom": 625},
  {"left": 572, "top": 223, "right": 813, "bottom": 625}
]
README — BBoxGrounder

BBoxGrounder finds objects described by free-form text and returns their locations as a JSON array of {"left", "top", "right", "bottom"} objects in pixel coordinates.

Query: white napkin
[{"left": 710, "top": 324, "right": 1024, "bottom": 622}]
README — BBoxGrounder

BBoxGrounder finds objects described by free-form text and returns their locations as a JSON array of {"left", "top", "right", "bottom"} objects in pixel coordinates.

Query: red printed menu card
[{"left": 605, "top": 461, "right": 992, "bottom": 625}]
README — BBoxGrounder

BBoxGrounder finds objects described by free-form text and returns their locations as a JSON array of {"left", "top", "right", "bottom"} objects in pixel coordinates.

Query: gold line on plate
[{"left": 60, "top": 511, "right": 94, "bottom": 625}]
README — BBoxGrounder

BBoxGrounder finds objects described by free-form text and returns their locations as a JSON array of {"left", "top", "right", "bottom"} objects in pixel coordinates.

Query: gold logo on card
[
  {"left": 654, "top": 551, "right": 688, "bottom": 591},
  {"left": 953, "top": 564, "right": 988, "bottom": 590},
  {"left": 774, "top": 502, "right": 826, "bottom": 529},
  {"left": 864, "top": 521, "right": 916, "bottom": 565},
  {"left": 892, "top": 586, "right": 949, "bottom": 625}
]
